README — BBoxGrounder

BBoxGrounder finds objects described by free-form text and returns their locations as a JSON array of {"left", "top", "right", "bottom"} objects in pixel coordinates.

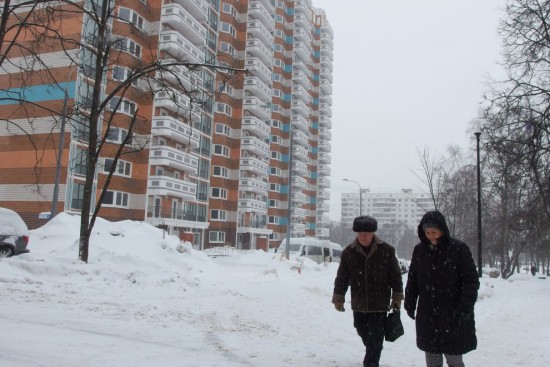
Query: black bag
[{"left": 384, "top": 309, "right": 404, "bottom": 342}]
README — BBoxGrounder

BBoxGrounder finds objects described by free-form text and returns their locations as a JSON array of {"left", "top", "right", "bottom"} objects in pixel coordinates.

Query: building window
[
  {"left": 70, "top": 182, "right": 85, "bottom": 210},
  {"left": 220, "top": 22, "right": 236, "bottom": 38},
  {"left": 109, "top": 97, "right": 136, "bottom": 116},
  {"left": 106, "top": 127, "right": 132, "bottom": 144},
  {"left": 216, "top": 103, "right": 232, "bottom": 116},
  {"left": 271, "top": 151, "right": 281, "bottom": 160},
  {"left": 211, "top": 187, "right": 227, "bottom": 199},
  {"left": 269, "top": 216, "right": 279, "bottom": 224},
  {"left": 215, "top": 123, "right": 231, "bottom": 136},
  {"left": 210, "top": 210, "right": 226, "bottom": 221},
  {"left": 213, "top": 144, "right": 230, "bottom": 157},
  {"left": 271, "top": 135, "right": 282, "bottom": 144},
  {"left": 270, "top": 167, "right": 281, "bottom": 176},
  {"left": 118, "top": 7, "right": 145, "bottom": 31},
  {"left": 269, "top": 183, "right": 280, "bottom": 192},
  {"left": 222, "top": 3, "right": 237, "bottom": 18},
  {"left": 102, "top": 190, "right": 129, "bottom": 208},
  {"left": 269, "top": 199, "right": 279, "bottom": 208},
  {"left": 103, "top": 158, "right": 132, "bottom": 177},
  {"left": 112, "top": 66, "right": 138, "bottom": 86},
  {"left": 220, "top": 42, "right": 235, "bottom": 57},
  {"left": 217, "top": 82, "right": 233, "bottom": 96},
  {"left": 73, "top": 148, "right": 88, "bottom": 176},
  {"left": 114, "top": 37, "right": 142, "bottom": 58},
  {"left": 212, "top": 166, "right": 228, "bottom": 178},
  {"left": 209, "top": 231, "right": 225, "bottom": 243}
]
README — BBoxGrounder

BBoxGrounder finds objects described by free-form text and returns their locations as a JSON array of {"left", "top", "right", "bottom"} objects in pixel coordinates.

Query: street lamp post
[
  {"left": 343, "top": 178, "right": 363, "bottom": 216},
  {"left": 473, "top": 119, "right": 483, "bottom": 278}
]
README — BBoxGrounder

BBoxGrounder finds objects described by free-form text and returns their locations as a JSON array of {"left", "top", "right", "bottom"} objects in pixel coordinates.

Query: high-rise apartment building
[{"left": 0, "top": 0, "right": 333, "bottom": 251}]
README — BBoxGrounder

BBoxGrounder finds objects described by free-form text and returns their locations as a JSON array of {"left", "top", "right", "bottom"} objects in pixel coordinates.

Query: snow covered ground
[{"left": 1, "top": 213, "right": 549, "bottom": 367}]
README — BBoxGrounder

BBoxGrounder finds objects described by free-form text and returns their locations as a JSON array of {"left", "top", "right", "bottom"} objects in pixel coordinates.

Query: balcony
[
  {"left": 239, "top": 177, "right": 268, "bottom": 194},
  {"left": 292, "top": 160, "right": 308, "bottom": 176},
  {"left": 321, "top": 44, "right": 334, "bottom": 61},
  {"left": 321, "top": 33, "right": 334, "bottom": 50},
  {"left": 294, "top": 13, "right": 312, "bottom": 32},
  {"left": 173, "top": 0, "right": 208, "bottom": 22},
  {"left": 244, "top": 76, "right": 271, "bottom": 101},
  {"left": 151, "top": 116, "right": 200, "bottom": 149},
  {"left": 292, "top": 175, "right": 308, "bottom": 189},
  {"left": 246, "top": 38, "right": 272, "bottom": 66},
  {"left": 318, "top": 176, "right": 330, "bottom": 188},
  {"left": 247, "top": 20, "right": 273, "bottom": 47},
  {"left": 248, "top": 1, "right": 274, "bottom": 30},
  {"left": 293, "top": 26, "right": 312, "bottom": 44},
  {"left": 317, "top": 190, "right": 330, "bottom": 201},
  {"left": 293, "top": 41, "right": 311, "bottom": 62},
  {"left": 294, "top": 0, "right": 312, "bottom": 14},
  {"left": 290, "top": 223, "right": 306, "bottom": 237},
  {"left": 293, "top": 129, "right": 309, "bottom": 147},
  {"left": 237, "top": 217, "right": 270, "bottom": 234},
  {"left": 148, "top": 175, "right": 197, "bottom": 200},
  {"left": 292, "top": 144, "right": 309, "bottom": 161},
  {"left": 292, "top": 207, "right": 307, "bottom": 217},
  {"left": 292, "top": 84, "right": 310, "bottom": 103},
  {"left": 318, "top": 152, "right": 331, "bottom": 164},
  {"left": 291, "top": 99, "right": 311, "bottom": 117},
  {"left": 157, "top": 59, "right": 203, "bottom": 91},
  {"left": 320, "top": 67, "right": 333, "bottom": 83},
  {"left": 291, "top": 114, "right": 309, "bottom": 133},
  {"left": 159, "top": 30, "right": 204, "bottom": 63},
  {"left": 241, "top": 136, "right": 269, "bottom": 156},
  {"left": 243, "top": 95, "right": 271, "bottom": 121},
  {"left": 292, "top": 70, "right": 310, "bottom": 89},
  {"left": 319, "top": 127, "right": 331, "bottom": 140},
  {"left": 292, "top": 192, "right": 307, "bottom": 205},
  {"left": 238, "top": 197, "right": 267, "bottom": 212},
  {"left": 162, "top": 3, "right": 207, "bottom": 46},
  {"left": 318, "top": 140, "right": 331, "bottom": 153},
  {"left": 245, "top": 57, "right": 272, "bottom": 85},
  {"left": 149, "top": 145, "right": 198, "bottom": 174},
  {"left": 320, "top": 93, "right": 332, "bottom": 105},
  {"left": 315, "top": 228, "right": 330, "bottom": 238},
  {"left": 154, "top": 90, "right": 201, "bottom": 122},
  {"left": 240, "top": 156, "right": 269, "bottom": 176},
  {"left": 319, "top": 102, "right": 332, "bottom": 117},
  {"left": 320, "top": 56, "right": 333, "bottom": 70},
  {"left": 320, "top": 79, "right": 332, "bottom": 94},
  {"left": 318, "top": 164, "right": 331, "bottom": 176},
  {"left": 242, "top": 115, "right": 270, "bottom": 140},
  {"left": 319, "top": 114, "right": 332, "bottom": 128}
]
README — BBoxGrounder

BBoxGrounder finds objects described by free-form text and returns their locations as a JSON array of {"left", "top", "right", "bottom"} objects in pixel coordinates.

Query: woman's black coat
[{"left": 404, "top": 211, "right": 480, "bottom": 355}]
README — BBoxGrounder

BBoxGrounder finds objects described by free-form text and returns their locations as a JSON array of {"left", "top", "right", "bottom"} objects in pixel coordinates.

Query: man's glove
[
  {"left": 334, "top": 302, "right": 345, "bottom": 312},
  {"left": 406, "top": 309, "right": 415, "bottom": 320},
  {"left": 390, "top": 299, "right": 402, "bottom": 310}
]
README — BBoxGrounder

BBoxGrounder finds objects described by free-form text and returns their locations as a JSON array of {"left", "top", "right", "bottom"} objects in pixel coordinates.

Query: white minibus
[{"left": 277, "top": 237, "right": 343, "bottom": 264}]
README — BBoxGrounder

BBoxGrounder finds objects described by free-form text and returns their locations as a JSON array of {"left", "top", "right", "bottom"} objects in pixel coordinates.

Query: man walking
[{"left": 332, "top": 215, "right": 404, "bottom": 367}]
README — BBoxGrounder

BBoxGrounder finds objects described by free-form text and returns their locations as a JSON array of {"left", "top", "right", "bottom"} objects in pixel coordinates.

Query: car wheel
[{"left": 0, "top": 246, "right": 14, "bottom": 258}]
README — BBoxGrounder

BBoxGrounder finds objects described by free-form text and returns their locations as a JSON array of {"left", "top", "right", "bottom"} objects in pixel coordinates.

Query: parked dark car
[{"left": 0, "top": 207, "right": 30, "bottom": 257}]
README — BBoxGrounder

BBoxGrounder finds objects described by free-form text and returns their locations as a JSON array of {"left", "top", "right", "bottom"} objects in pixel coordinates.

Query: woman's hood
[{"left": 417, "top": 210, "right": 451, "bottom": 245}]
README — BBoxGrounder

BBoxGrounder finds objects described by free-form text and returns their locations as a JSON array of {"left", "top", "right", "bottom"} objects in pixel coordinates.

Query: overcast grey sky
[{"left": 311, "top": 0, "right": 507, "bottom": 221}]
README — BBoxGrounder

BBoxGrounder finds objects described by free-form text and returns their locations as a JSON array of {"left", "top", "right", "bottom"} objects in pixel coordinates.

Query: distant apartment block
[
  {"left": 0, "top": 0, "right": 333, "bottom": 251},
  {"left": 341, "top": 189, "right": 435, "bottom": 236}
]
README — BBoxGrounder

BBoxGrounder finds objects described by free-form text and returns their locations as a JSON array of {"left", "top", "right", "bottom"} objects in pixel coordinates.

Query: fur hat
[{"left": 353, "top": 215, "right": 377, "bottom": 232}]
